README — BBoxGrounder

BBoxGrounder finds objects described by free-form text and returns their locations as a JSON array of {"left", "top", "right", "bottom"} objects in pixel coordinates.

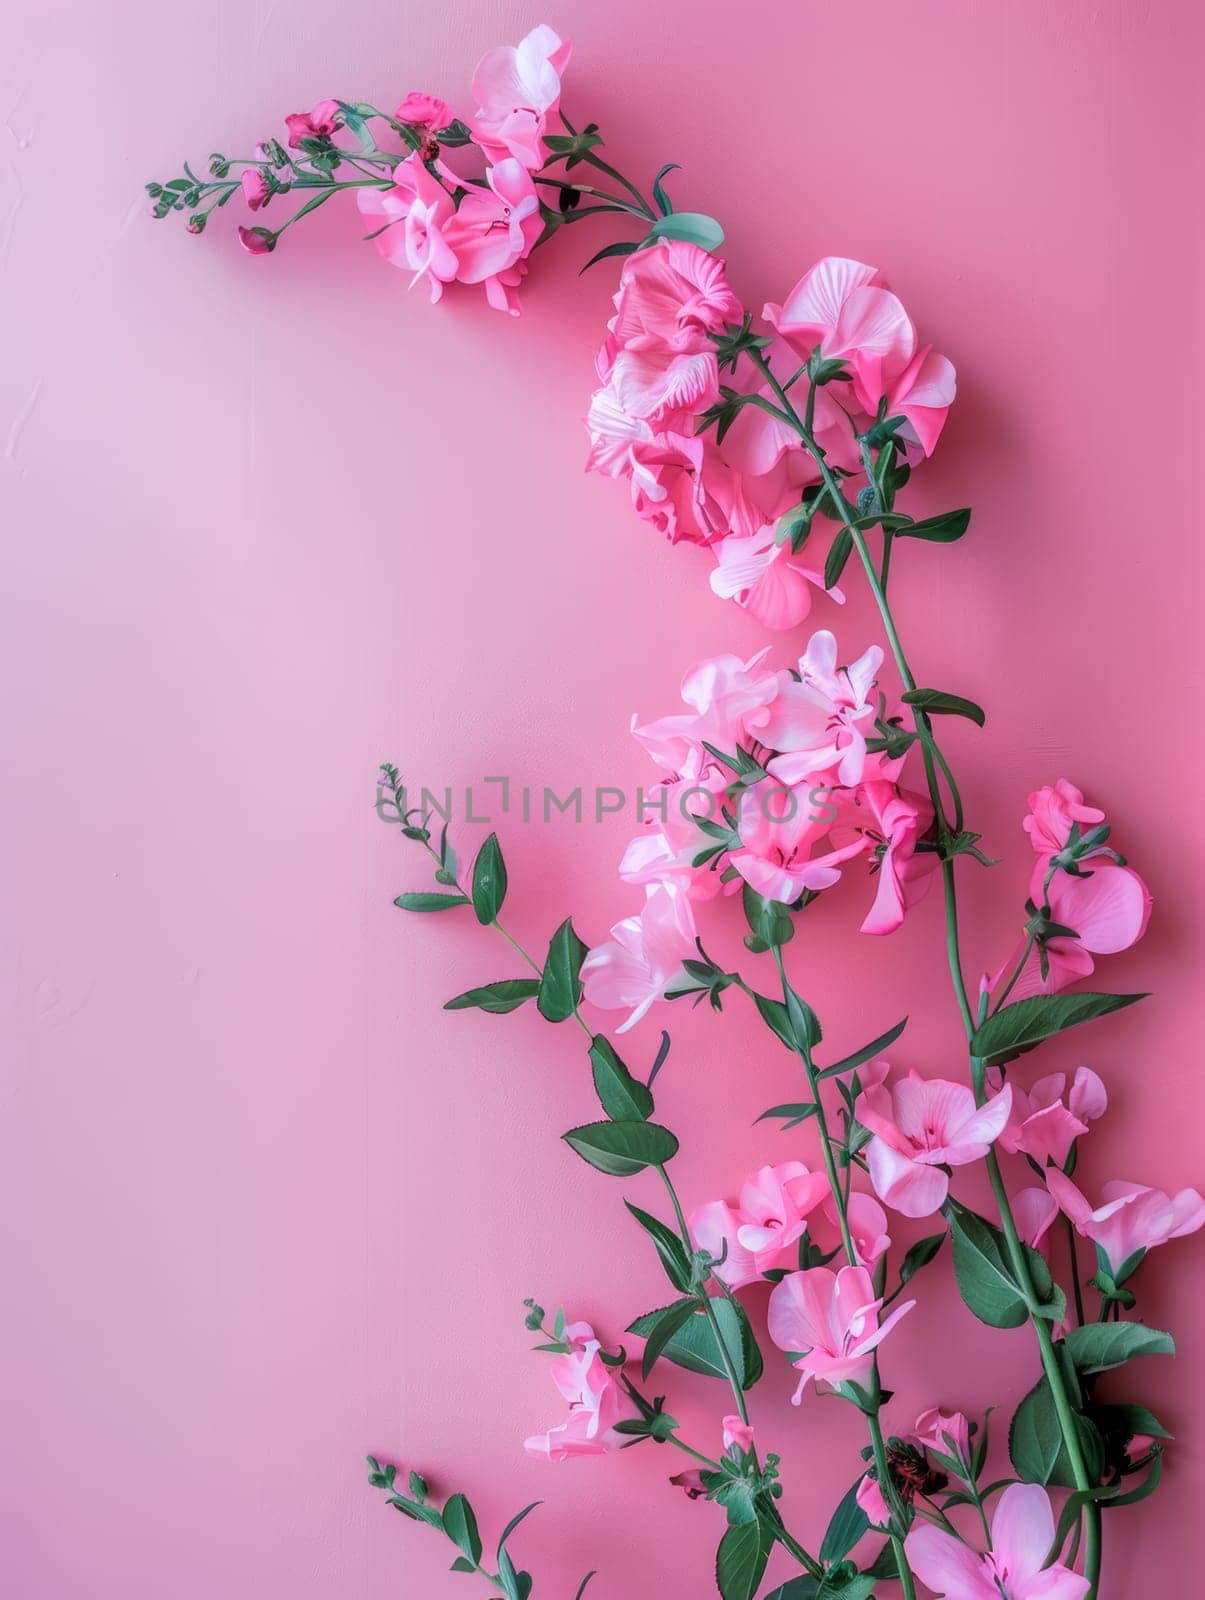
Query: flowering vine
[{"left": 155, "top": 23, "right": 1201, "bottom": 1600}]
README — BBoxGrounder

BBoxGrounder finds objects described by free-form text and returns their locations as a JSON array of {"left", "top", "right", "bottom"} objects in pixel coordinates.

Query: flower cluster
[
  {"left": 581, "top": 630, "right": 939, "bottom": 1031},
  {"left": 586, "top": 250, "right": 955, "bottom": 628}
]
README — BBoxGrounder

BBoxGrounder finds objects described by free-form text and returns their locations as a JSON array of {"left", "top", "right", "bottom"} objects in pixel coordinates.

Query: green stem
[{"left": 1064, "top": 1216, "right": 1087, "bottom": 1327}]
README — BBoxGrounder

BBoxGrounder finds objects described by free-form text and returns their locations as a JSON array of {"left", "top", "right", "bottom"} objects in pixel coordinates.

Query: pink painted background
[{"left": 3, "top": 2, "right": 1203, "bottom": 1595}]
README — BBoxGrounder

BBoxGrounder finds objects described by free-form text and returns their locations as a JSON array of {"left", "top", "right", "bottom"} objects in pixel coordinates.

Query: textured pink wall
[{"left": 3, "top": 2, "right": 1203, "bottom": 1595}]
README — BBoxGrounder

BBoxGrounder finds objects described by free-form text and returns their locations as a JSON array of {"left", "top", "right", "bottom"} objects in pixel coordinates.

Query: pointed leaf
[
  {"left": 590, "top": 1035, "right": 655, "bottom": 1121},
  {"left": 625, "top": 1201, "right": 693, "bottom": 1291},
  {"left": 394, "top": 891, "right": 469, "bottom": 912},
  {"left": 470, "top": 834, "right": 507, "bottom": 924},
  {"left": 971, "top": 992, "right": 1148, "bottom": 1068},
  {"left": 562, "top": 1119, "right": 678, "bottom": 1177},
  {"left": 442, "top": 1494, "right": 482, "bottom": 1565},
  {"left": 902, "top": 688, "right": 986, "bottom": 728},
  {"left": 537, "top": 918, "right": 588, "bottom": 1022},
  {"left": 445, "top": 979, "right": 540, "bottom": 1015},
  {"left": 1063, "top": 1322, "right": 1175, "bottom": 1374}
]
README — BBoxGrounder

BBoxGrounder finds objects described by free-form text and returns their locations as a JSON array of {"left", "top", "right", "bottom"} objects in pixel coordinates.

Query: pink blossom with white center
[
  {"left": 709, "top": 524, "right": 845, "bottom": 632},
  {"left": 630, "top": 649, "right": 780, "bottom": 780},
  {"left": 761, "top": 630, "right": 884, "bottom": 788},
  {"left": 580, "top": 882, "right": 697, "bottom": 1033},
  {"left": 767, "top": 1264, "right": 914, "bottom": 1402},
  {"left": 523, "top": 1321, "right": 638, "bottom": 1461},
  {"left": 470, "top": 24, "right": 572, "bottom": 169}
]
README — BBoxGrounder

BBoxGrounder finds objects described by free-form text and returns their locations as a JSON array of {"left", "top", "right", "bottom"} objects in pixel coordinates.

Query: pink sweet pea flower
[
  {"left": 284, "top": 98, "right": 343, "bottom": 147},
  {"left": 620, "top": 766, "right": 733, "bottom": 901},
  {"left": 670, "top": 1468, "right": 707, "bottom": 1497},
  {"left": 1023, "top": 779, "right": 1106, "bottom": 860},
  {"left": 885, "top": 346, "right": 956, "bottom": 458},
  {"left": 237, "top": 225, "right": 275, "bottom": 255},
  {"left": 442, "top": 158, "right": 542, "bottom": 315},
  {"left": 730, "top": 779, "right": 868, "bottom": 904},
  {"left": 761, "top": 631, "right": 884, "bottom": 788},
  {"left": 630, "top": 649, "right": 779, "bottom": 779},
  {"left": 906, "top": 1482, "right": 1089, "bottom": 1600},
  {"left": 1045, "top": 1170, "right": 1205, "bottom": 1280},
  {"left": 240, "top": 168, "right": 270, "bottom": 211},
  {"left": 688, "top": 1198, "right": 761, "bottom": 1290},
  {"left": 357, "top": 157, "right": 458, "bottom": 301},
  {"left": 709, "top": 524, "right": 843, "bottom": 631},
  {"left": 1012, "top": 1185, "right": 1059, "bottom": 1250},
  {"left": 855, "top": 1472, "right": 892, "bottom": 1528},
  {"left": 580, "top": 882, "right": 697, "bottom": 1033},
  {"left": 735, "top": 1162, "right": 830, "bottom": 1271},
  {"left": 808, "top": 1190, "right": 892, "bottom": 1269},
  {"left": 603, "top": 239, "right": 741, "bottom": 361},
  {"left": 470, "top": 24, "right": 571, "bottom": 169},
  {"left": 990, "top": 1066, "right": 1107, "bottom": 1167},
  {"left": 831, "top": 781, "right": 937, "bottom": 935},
  {"left": 524, "top": 1323, "right": 638, "bottom": 1461},
  {"left": 856, "top": 1070, "right": 1013, "bottom": 1218},
  {"left": 767, "top": 1264, "right": 914, "bottom": 1403},
  {"left": 764, "top": 256, "right": 917, "bottom": 415},
  {"left": 996, "top": 858, "right": 1152, "bottom": 1001},
  {"left": 395, "top": 92, "right": 453, "bottom": 130},
  {"left": 914, "top": 1408, "right": 972, "bottom": 1479},
  {"left": 722, "top": 1416, "right": 755, "bottom": 1453}
]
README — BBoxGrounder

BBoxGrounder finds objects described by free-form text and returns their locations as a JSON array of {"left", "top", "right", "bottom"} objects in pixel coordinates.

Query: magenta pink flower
[
  {"left": 1045, "top": 1170, "right": 1205, "bottom": 1279},
  {"left": 767, "top": 1264, "right": 914, "bottom": 1402},
  {"left": 990, "top": 1066, "right": 1107, "bottom": 1167},
  {"left": 730, "top": 779, "right": 868, "bottom": 905},
  {"left": 603, "top": 239, "right": 740, "bottom": 361},
  {"left": 906, "top": 1483, "right": 1088, "bottom": 1600},
  {"left": 357, "top": 157, "right": 458, "bottom": 301},
  {"left": 722, "top": 1416, "right": 755, "bottom": 1453},
  {"left": 1012, "top": 1185, "right": 1059, "bottom": 1250},
  {"left": 708, "top": 524, "right": 841, "bottom": 631},
  {"left": 470, "top": 24, "right": 571, "bottom": 168},
  {"left": 1023, "top": 779, "right": 1106, "bottom": 859},
  {"left": 670, "top": 1468, "right": 707, "bottom": 1497},
  {"left": 580, "top": 882, "right": 696, "bottom": 1032},
  {"left": 523, "top": 1323, "right": 638, "bottom": 1461},
  {"left": 855, "top": 1472, "right": 892, "bottom": 1528},
  {"left": 395, "top": 92, "right": 453, "bottom": 130},
  {"left": 442, "top": 158, "right": 542, "bottom": 315},
  {"left": 284, "top": 97, "right": 342, "bottom": 148},
  {"left": 237, "top": 225, "right": 275, "bottom": 255},
  {"left": 856, "top": 1070, "right": 1013, "bottom": 1218},
  {"left": 831, "top": 780, "right": 937, "bottom": 935},
  {"left": 630, "top": 649, "right": 779, "bottom": 780},
  {"left": 761, "top": 631, "right": 884, "bottom": 789},
  {"left": 808, "top": 1191, "right": 892, "bottom": 1269},
  {"left": 884, "top": 345, "right": 956, "bottom": 458},
  {"left": 914, "top": 1408, "right": 972, "bottom": 1479},
  {"left": 240, "top": 168, "right": 270, "bottom": 211},
  {"left": 735, "top": 1162, "right": 830, "bottom": 1271},
  {"left": 999, "top": 858, "right": 1152, "bottom": 1001},
  {"left": 688, "top": 1199, "right": 761, "bottom": 1290}
]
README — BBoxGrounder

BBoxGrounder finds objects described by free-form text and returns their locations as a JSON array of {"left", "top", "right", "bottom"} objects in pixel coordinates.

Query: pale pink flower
[
  {"left": 730, "top": 778, "right": 868, "bottom": 905},
  {"left": 580, "top": 882, "right": 697, "bottom": 1033},
  {"left": 1045, "top": 1170, "right": 1205, "bottom": 1279},
  {"left": 709, "top": 524, "right": 843, "bottom": 631},
  {"left": 722, "top": 1416, "right": 755, "bottom": 1453},
  {"left": 718, "top": 340, "right": 861, "bottom": 480},
  {"left": 990, "top": 1066, "right": 1107, "bottom": 1168},
  {"left": 1012, "top": 1185, "right": 1059, "bottom": 1250},
  {"left": 808, "top": 1191, "right": 892, "bottom": 1268},
  {"left": 630, "top": 649, "right": 779, "bottom": 779},
  {"left": 357, "top": 157, "right": 458, "bottom": 300},
  {"left": 626, "top": 431, "right": 716, "bottom": 546},
  {"left": 764, "top": 256, "right": 917, "bottom": 414},
  {"left": 688, "top": 1199, "right": 761, "bottom": 1290},
  {"left": 602, "top": 239, "right": 740, "bottom": 362},
  {"left": 1023, "top": 780, "right": 1106, "bottom": 860},
  {"left": 284, "top": 98, "right": 343, "bottom": 148},
  {"left": 856, "top": 1070, "right": 1013, "bottom": 1218},
  {"left": 442, "top": 158, "right": 542, "bottom": 314},
  {"left": 761, "top": 631, "right": 884, "bottom": 789},
  {"left": 998, "top": 858, "right": 1152, "bottom": 1001},
  {"left": 831, "top": 781, "right": 937, "bottom": 935},
  {"left": 620, "top": 766, "right": 732, "bottom": 901},
  {"left": 240, "top": 168, "right": 270, "bottom": 211},
  {"left": 735, "top": 1162, "right": 830, "bottom": 1271},
  {"left": 395, "top": 92, "right": 453, "bottom": 130},
  {"left": 885, "top": 346, "right": 956, "bottom": 458},
  {"left": 906, "top": 1483, "right": 1089, "bottom": 1600},
  {"left": 855, "top": 1472, "right": 892, "bottom": 1528},
  {"left": 914, "top": 1408, "right": 972, "bottom": 1478},
  {"left": 767, "top": 1264, "right": 914, "bottom": 1403},
  {"left": 470, "top": 24, "right": 571, "bottom": 168},
  {"left": 524, "top": 1322, "right": 638, "bottom": 1461}
]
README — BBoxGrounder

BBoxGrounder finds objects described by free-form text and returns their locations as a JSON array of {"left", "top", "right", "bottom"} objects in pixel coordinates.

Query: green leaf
[
  {"left": 946, "top": 1200, "right": 1063, "bottom": 1328},
  {"left": 1096, "top": 1401, "right": 1171, "bottom": 1442},
  {"left": 496, "top": 1501, "right": 542, "bottom": 1551},
  {"left": 752, "top": 992, "right": 796, "bottom": 1049},
  {"left": 1009, "top": 1374, "right": 1104, "bottom": 1487},
  {"left": 763, "top": 1581, "right": 821, "bottom": 1600},
  {"left": 450, "top": 1557, "right": 477, "bottom": 1573},
  {"left": 818, "top": 1576, "right": 876, "bottom": 1600},
  {"left": 895, "top": 508, "right": 971, "bottom": 542},
  {"left": 444, "top": 979, "right": 540, "bottom": 1015},
  {"left": 1063, "top": 1322, "right": 1175, "bottom": 1374},
  {"left": 627, "top": 1297, "right": 762, "bottom": 1388},
  {"left": 573, "top": 1573, "right": 597, "bottom": 1600},
  {"left": 815, "top": 1016, "right": 908, "bottom": 1079},
  {"left": 394, "top": 891, "right": 469, "bottom": 912},
  {"left": 638, "top": 1296, "right": 700, "bottom": 1379},
  {"left": 441, "top": 1494, "right": 482, "bottom": 1565},
  {"left": 579, "top": 239, "right": 639, "bottom": 273},
  {"left": 645, "top": 211, "right": 725, "bottom": 251},
  {"left": 716, "top": 1517, "right": 771, "bottom": 1600},
  {"left": 470, "top": 833, "right": 507, "bottom": 924},
  {"left": 970, "top": 992, "right": 1148, "bottom": 1068},
  {"left": 626, "top": 1201, "right": 693, "bottom": 1291},
  {"left": 899, "top": 1231, "right": 946, "bottom": 1284},
  {"left": 537, "top": 918, "right": 589, "bottom": 1022},
  {"left": 562, "top": 1119, "right": 679, "bottom": 1177},
  {"left": 824, "top": 527, "right": 854, "bottom": 590},
  {"left": 756, "top": 1101, "right": 818, "bottom": 1129},
  {"left": 651, "top": 161, "right": 679, "bottom": 215},
  {"left": 819, "top": 1477, "right": 870, "bottom": 1564},
  {"left": 743, "top": 884, "right": 795, "bottom": 950},
  {"left": 901, "top": 688, "right": 986, "bottom": 728},
  {"left": 590, "top": 1035, "right": 655, "bottom": 1120},
  {"left": 783, "top": 983, "right": 823, "bottom": 1051}
]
